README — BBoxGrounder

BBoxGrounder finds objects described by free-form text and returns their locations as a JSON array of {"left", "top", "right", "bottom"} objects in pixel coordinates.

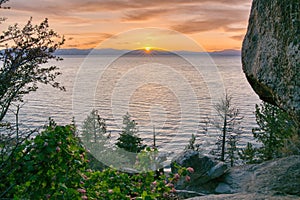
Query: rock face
[{"left": 242, "top": 0, "right": 300, "bottom": 124}]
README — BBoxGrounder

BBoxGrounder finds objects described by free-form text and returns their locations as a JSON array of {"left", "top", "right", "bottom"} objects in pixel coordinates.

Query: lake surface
[{"left": 5, "top": 53, "right": 261, "bottom": 163}]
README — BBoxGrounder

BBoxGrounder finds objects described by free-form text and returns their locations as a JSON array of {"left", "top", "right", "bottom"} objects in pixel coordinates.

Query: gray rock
[
  {"left": 219, "top": 156, "right": 300, "bottom": 196},
  {"left": 179, "top": 155, "right": 300, "bottom": 198},
  {"left": 171, "top": 154, "right": 300, "bottom": 198},
  {"left": 176, "top": 190, "right": 205, "bottom": 199},
  {"left": 208, "top": 162, "right": 228, "bottom": 180},
  {"left": 242, "top": 0, "right": 300, "bottom": 124},
  {"left": 186, "top": 193, "right": 300, "bottom": 200},
  {"left": 215, "top": 183, "right": 234, "bottom": 194},
  {"left": 171, "top": 150, "right": 227, "bottom": 192}
]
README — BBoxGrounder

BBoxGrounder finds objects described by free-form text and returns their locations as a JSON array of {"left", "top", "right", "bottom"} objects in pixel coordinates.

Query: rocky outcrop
[
  {"left": 242, "top": 0, "right": 300, "bottom": 124},
  {"left": 216, "top": 155, "right": 300, "bottom": 196},
  {"left": 186, "top": 156, "right": 300, "bottom": 199}
]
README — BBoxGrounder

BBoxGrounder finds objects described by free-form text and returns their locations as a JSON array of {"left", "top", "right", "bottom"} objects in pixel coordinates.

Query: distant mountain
[
  {"left": 55, "top": 48, "right": 92, "bottom": 55},
  {"left": 54, "top": 48, "right": 241, "bottom": 56},
  {"left": 125, "top": 49, "right": 176, "bottom": 56},
  {"left": 209, "top": 49, "right": 241, "bottom": 56},
  {"left": 54, "top": 48, "right": 128, "bottom": 55}
]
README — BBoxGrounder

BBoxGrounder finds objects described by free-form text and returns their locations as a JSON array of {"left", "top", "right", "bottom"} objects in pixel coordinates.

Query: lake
[{"left": 5, "top": 53, "right": 261, "bottom": 165}]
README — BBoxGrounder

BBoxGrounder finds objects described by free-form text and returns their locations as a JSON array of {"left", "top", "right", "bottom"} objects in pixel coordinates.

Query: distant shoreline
[{"left": 54, "top": 48, "right": 241, "bottom": 57}]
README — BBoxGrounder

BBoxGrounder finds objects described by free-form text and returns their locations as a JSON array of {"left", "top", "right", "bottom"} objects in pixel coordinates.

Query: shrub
[
  {"left": 84, "top": 165, "right": 194, "bottom": 200},
  {"left": 0, "top": 123, "right": 88, "bottom": 199}
]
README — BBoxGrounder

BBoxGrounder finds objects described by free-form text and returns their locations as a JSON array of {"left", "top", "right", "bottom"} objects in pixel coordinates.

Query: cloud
[
  {"left": 5, "top": 0, "right": 251, "bottom": 28},
  {"left": 3, "top": 0, "right": 252, "bottom": 50},
  {"left": 66, "top": 32, "right": 113, "bottom": 39},
  {"left": 63, "top": 32, "right": 114, "bottom": 48},
  {"left": 122, "top": 8, "right": 169, "bottom": 21},
  {"left": 223, "top": 26, "right": 247, "bottom": 32},
  {"left": 230, "top": 34, "right": 245, "bottom": 41},
  {"left": 170, "top": 5, "right": 250, "bottom": 34},
  {"left": 65, "top": 39, "right": 101, "bottom": 49},
  {"left": 8, "top": 0, "right": 251, "bottom": 15},
  {"left": 172, "top": 19, "right": 228, "bottom": 34}
]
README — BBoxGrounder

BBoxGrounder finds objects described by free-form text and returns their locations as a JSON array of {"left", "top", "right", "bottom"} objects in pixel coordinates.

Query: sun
[{"left": 144, "top": 46, "right": 152, "bottom": 53}]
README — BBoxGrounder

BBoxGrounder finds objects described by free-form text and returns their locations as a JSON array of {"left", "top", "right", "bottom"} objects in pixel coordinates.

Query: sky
[{"left": 1, "top": 0, "right": 253, "bottom": 52}]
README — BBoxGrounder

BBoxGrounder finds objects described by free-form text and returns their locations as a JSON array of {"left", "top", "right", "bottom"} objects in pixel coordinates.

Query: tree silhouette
[
  {"left": 211, "top": 92, "right": 243, "bottom": 165},
  {"left": 0, "top": 18, "right": 65, "bottom": 121}
]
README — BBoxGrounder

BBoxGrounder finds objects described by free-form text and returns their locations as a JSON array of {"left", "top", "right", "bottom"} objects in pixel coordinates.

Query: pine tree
[
  {"left": 81, "top": 109, "right": 108, "bottom": 145},
  {"left": 252, "top": 102, "right": 297, "bottom": 160},
  {"left": 239, "top": 102, "right": 299, "bottom": 164},
  {"left": 116, "top": 113, "right": 145, "bottom": 153}
]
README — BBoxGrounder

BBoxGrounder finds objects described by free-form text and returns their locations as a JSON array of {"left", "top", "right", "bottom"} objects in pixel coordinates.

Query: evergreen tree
[
  {"left": 252, "top": 102, "right": 297, "bottom": 160},
  {"left": 239, "top": 102, "right": 299, "bottom": 164},
  {"left": 116, "top": 113, "right": 145, "bottom": 153},
  {"left": 81, "top": 109, "right": 108, "bottom": 145},
  {"left": 238, "top": 142, "right": 259, "bottom": 164}
]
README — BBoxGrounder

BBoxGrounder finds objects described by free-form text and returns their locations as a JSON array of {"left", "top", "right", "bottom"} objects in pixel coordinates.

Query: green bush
[
  {"left": 84, "top": 165, "right": 193, "bottom": 200},
  {"left": 0, "top": 123, "right": 88, "bottom": 199}
]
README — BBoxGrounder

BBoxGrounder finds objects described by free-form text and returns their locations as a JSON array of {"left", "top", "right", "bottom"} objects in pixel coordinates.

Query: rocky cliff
[{"left": 242, "top": 0, "right": 300, "bottom": 124}]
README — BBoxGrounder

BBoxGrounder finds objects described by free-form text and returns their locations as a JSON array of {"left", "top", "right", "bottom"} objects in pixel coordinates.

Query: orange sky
[{"left": 1, "top": 0, "right": 252, "bottom": 52}]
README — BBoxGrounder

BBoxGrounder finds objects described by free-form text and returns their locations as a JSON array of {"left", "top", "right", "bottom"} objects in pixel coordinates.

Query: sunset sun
[{"left": 144, "top": 46, "right": 152, "bottom": 53}]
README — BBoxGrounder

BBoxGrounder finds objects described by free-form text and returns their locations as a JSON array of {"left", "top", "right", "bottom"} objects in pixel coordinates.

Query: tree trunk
[{"left": 221, "top": 114, "right": 227, "bottom": 161}]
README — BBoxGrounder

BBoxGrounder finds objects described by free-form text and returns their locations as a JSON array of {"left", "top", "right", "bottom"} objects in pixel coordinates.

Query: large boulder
[
  {"left": 242, "top": 0, "right": 300, "bottom": 124},
  {"left": 171, "top": 150, "right": 227, "bottom": 193}
]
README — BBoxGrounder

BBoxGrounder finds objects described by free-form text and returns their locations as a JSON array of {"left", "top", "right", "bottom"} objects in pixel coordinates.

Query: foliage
[
  {"left": 135, "top": 146, "right": 168, "bottom": 173},
  {"left": 210, "top": 92, "right": 243, "bottom": 165},
  {"left": 84, "top": 165, "right": 193, "bottom": 200},
  {"left": 185, "top": 133, "right": 196, "bottom": 151},
  {"left": 0, "top": 119, "right": 194, "bottom": 199},
  {"left": 280, "top": 133, "right": 300, "bottom": 156},
  {"left": 0, "top": 17, "right": 65, "bottom": 121},
  {"left": 0, "top": 12, "right": 72, "bottom": 197},
  {"left": 252, "top": 102, "right": 297, "bottom": 160},
  {"left": 185, "top": 133, "right": 201, "bottom": 151},
  {"left": 116, "top": 112, "right": 146, "bottom": 153},
  {"left": 227, "top": 134, "right": 238, "bottom": 167},
  {"left": 239, "top": 102, "right": 299, "bottom": 164},
  {"left": 238, "top": 142, "right": 260, "bottom": 164},
  {"left": 0, "top": 122, "right": 88, "bottom": 199}
]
